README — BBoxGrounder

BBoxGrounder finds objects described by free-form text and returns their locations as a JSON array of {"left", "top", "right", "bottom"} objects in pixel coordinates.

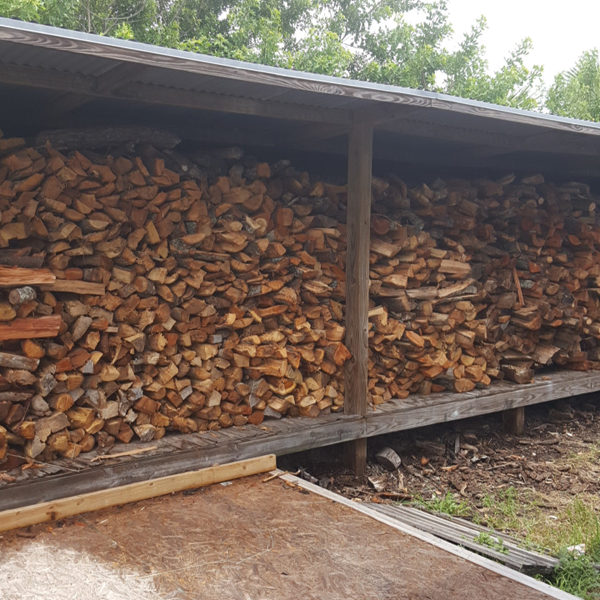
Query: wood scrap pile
[
  {"left": 0, "top": 131, "right": 349, "bottom": 463},
  {"left": 368, "top": 174, "right": 600, "bottom": 403}
]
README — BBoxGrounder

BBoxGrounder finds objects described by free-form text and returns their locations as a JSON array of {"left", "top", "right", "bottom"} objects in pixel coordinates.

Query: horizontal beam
[
  {"left": 380, "top": 114, "right": 600, "bottom": 158},
  {"left": 0, "top": 455, "right": 275, "bottom": 532},
  {"left": 0, "top": 61, "right": 351, "bottom": 124},
  {"left": 2, "top": 369, "right": 599, "bottom": 511},
  {"left": 2, "top": 18, "right": 600, "bottom": 138}
]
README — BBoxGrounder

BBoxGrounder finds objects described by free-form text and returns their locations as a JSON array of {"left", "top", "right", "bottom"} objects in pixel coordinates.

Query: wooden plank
[
  {"left": 0, "top": 61, "right": 350, "bottom": 126},
  {"left": 1, "top": 19, "right": 599, "bottom": 141},
  {"left": 0, "top": 455, "right": 276, "bottom": 533},
  {"left": 41, "top": 280, "right": 105, "bottom": 295},
  {"left": 365, "top": 371, "right": 600, "bottom": 438},
  {"left": 0, "top": 266, "right": 55, "bottom": 286},
  {"left": 0, "top": 351, "right": 39, "bottom": 371},
  {"left": 0, "top": 415, "right": 362, "bottom": 510},
  {"left": 369, "top": 504, "right": 558, "bottom": 573},
  {"left": 344, "top": 118, "right": 372, "bottom": 475},
  {"left": 277, "top": 471, "right": 577, "bottom": 600},
  {"left": 0, "top": 316, "right": 61, "bottom": 341}
]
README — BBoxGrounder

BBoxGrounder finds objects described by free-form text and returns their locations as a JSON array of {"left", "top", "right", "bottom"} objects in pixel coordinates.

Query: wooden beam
[
  {"left": 503, "top": 407, "right": 525, "bottom": 435},
  {"left": 0, "top": 62, "right": 351, "bottom": 125},
  {"left": 344, "top": 118, "right": 373, "bottom": 475},
  {"left": 380, "top": 114, "right": 600, "bottom": 158},
  {"left": 43, "top": 62, "right": 144, "bottom": 120},
  {"left": 0, "top": 455, "right": 275, "bottom": 533}
]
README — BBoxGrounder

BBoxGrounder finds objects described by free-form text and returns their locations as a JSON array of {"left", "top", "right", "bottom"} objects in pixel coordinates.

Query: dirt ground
[{"left": 284, "top": 393, "right": 600, "bottom": 552}]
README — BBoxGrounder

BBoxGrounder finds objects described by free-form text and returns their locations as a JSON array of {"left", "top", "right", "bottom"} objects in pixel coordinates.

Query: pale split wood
[
  {"left": 0, "top": 265, "right": 55, "bottom": 286},
  {"left": 89, "top": 445, "right": 158, "bottom": 462},
  {"left": 0, "top": 316, "right": 61, "bottom": 341},
  {"left": 0, "top": 454, "right": 276, "bottom": 533},
  {"left": 40, "top": 280, "right": 106, "bottom": 295},
  {"left": 274, "top": 471, "right": 579, "bottom": 600}
]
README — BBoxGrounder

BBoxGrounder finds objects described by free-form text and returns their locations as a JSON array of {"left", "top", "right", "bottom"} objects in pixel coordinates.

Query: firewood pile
[
  {"left": 368, "top": 174, "right": 600, "bottom": 404},
  {"left": 0, "top": 131, "right": 350, "bottom": 463},
  {"left": 0, "top": 126, "right": 599, "bottom": 464}
]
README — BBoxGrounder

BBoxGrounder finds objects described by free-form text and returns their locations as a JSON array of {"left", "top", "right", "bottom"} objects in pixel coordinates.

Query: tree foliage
[
  {"left": 0, "top": 0, "right": 544, "bottom": 109},
  {"left": 547, "top": 49, "right": 600, "bottom": 122}
]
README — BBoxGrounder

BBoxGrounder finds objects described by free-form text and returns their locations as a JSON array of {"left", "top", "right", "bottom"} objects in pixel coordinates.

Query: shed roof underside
[{"left": 0, "top": 17, "right": 599, "bottom": 182}]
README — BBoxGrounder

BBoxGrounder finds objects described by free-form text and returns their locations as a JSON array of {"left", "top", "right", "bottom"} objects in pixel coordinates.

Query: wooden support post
[
  {"left": 503, "top": 407, "right": 525, "bottom": 435},
  {"left": 344, "top": 119, "right": 373, "bottom": 475}
]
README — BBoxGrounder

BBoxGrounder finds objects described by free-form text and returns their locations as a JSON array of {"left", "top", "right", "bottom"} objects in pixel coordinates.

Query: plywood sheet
[{"left": 0, "top": 475, "right": 562, "bottom": 600}]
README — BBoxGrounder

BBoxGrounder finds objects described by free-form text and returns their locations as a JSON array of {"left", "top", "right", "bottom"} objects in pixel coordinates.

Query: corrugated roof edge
[{"left": 1, "top": 16, "right": 600, "bottom": 136}]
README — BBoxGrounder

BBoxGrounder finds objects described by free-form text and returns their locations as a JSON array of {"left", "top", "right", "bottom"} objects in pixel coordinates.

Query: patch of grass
[
  {"left": 480, "top": 486, "right": 523, "bottom": 531},
  {"left": 542, "top": 551, "right": 600, "bottom": 600},
  {"left": 526, "top": 498, "right": 600, "bottom": 557},
  {"left": 413, "top": 491, "right": 471, "bottom": 517},
  {"left": 474, "top": 532, "right": 509, "bottom": 554}
]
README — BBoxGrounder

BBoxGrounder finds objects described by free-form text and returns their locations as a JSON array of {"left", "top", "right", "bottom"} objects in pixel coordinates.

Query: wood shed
[{"left": 1, "top": 17, "right": 600, "bottom": 505}]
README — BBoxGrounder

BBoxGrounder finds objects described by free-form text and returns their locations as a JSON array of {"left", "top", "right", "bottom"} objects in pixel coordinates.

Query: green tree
[
  {"left": 0, "top": 0, "right": 544, "bottom": 110},
  {"left": 547, "top": 49, "right": 600, "bottom": 121}
]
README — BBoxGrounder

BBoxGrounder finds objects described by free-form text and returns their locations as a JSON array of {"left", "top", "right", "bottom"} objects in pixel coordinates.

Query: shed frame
[{"left": 0, "top": 17, "right": 600, "bottom": 498}]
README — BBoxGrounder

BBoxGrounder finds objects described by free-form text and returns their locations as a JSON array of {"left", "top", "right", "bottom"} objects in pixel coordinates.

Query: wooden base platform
[{"left": 1, "top": 369, "right": 599, "bottom": 510}]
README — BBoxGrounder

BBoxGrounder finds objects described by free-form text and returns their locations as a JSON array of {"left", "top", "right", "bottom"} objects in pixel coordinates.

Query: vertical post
[
  {"left": 344, "top": 119, "right": 373, "bottom": 475},
  {"left": 503, "top": 407, "right": 525, "bottom": 435}
]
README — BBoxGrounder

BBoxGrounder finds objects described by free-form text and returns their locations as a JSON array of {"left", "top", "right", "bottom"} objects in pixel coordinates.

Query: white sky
[{"left": 446, "top": 0, "right": 600, "bottom": 85}]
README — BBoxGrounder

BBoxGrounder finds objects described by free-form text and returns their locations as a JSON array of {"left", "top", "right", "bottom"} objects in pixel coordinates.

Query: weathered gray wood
[
  {"left": 365, "top": 371, "right": 600, "bottom": 438},
  {"left": 344, "top": 118, "right": 372, "bottom": 475},
  {"left": 503, "top": 407, "right": 526, "bottom": 435},
  {"left": 35, "top": 126, "right": 181, "bottom": 150},
  {"left": 0, "top": 414, "right": 363, "bottom": 510},
  {"left": 0, "top": 61, "right": 351, "bottom": 126},
  {"left": 0, "top": 351, "right": 39, "bottom": 371},
  {"left": 1, "top": 17, "right": 600, "bottom": 141},
  {"left": 368, "top": 504, "right": 558, "bottom": 574}
]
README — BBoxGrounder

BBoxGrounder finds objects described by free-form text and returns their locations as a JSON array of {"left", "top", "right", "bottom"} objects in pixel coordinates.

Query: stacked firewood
[
  {"left": 368, "top": 174, "right": 600, "bottom": 401},
  {"left": 0, "top": 131, "right": 350, "bottom": 462},
  {"left": 1, "top": 125, "right": 600, "bottom": 464}
]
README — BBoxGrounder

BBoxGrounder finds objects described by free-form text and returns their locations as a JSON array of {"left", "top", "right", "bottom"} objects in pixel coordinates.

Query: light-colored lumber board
[
  {"left": 0, "top": 315, "right": 61, "bottom": 341},
  {"left": 41, "top": 279, "right": 106, "bottom": 295},
  {"left": 0, "top": 455, "right": 276, "bottom": 533},
  {"left": 275, "top": 471, "right": 578, "bottom": 600},
  {"left": 0, "top": 265, "right": 55, "bottom": 286},
  {"left": 344, "top": 118, "right": 372, "bottom": 475}
]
